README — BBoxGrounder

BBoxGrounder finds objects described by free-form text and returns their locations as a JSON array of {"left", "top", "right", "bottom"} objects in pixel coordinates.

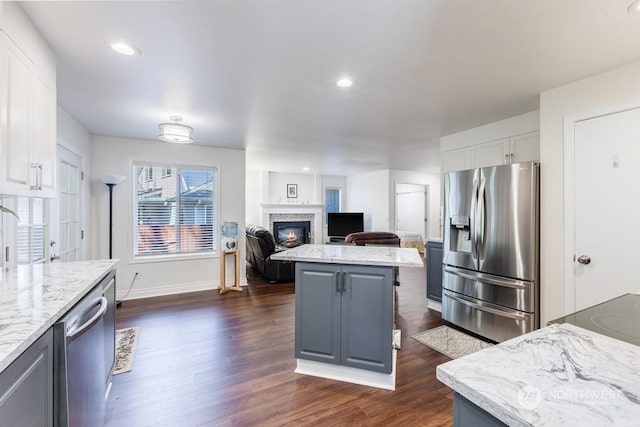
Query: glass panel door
[{"left": 58, "top": 146, "right": 82, "bottom": 262}]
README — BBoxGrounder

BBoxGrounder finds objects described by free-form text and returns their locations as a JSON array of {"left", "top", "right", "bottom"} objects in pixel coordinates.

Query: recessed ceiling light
[
  {"left": 628, "top": 0, "right": 640, "bottom": 13},
  {"left": 336, "top": 77, "right": 354, "bottom": 88},
  {"left": 302, "top": 167, "right": 311, "bottom": 172},
  {"left": 108, "top": 40, "right": 141, "bottom": 56}
]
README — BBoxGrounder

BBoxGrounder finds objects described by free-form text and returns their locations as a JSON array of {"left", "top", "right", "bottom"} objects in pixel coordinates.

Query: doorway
[
  {"left": 565, "top": 105, "right": 640, "bottom": 312},
  {"left": 395, "top": 183, "right": 428, "bottom": 240},
  {"left": 55, "top": 145, "right": 83, "bottom": 261}
]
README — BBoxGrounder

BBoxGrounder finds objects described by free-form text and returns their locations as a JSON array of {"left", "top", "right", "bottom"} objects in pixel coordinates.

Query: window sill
[{"left": 130, "top": 251, "right": 219, "bottom": 264}]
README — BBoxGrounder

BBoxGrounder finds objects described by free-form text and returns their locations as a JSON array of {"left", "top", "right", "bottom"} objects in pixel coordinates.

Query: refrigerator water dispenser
[{"left": 448, "top": 215, "right": 472, "bottom": 253}]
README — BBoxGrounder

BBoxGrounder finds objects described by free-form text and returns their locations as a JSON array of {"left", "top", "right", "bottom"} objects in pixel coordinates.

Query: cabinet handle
[
  {"left": 29, "top": 163, "right": 43, "bottom": 190},
  {"left": 342, "top": 272, "right": 346, "bottom": 293},
  {"left": 336, "top": 271, "right": 341, "bottom": 292}
]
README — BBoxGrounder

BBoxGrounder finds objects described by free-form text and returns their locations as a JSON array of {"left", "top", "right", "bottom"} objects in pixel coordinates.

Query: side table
[{"left": 220, "top": 250, "right": 242, "bottom": 294}]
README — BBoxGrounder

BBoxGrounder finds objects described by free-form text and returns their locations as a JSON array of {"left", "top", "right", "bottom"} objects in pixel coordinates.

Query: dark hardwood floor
[{"left": 106, "top": 262, "right": 453, "bottom": 426}]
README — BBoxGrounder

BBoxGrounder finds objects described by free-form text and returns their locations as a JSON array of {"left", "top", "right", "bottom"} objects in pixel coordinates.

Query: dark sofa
[{"left": 245, "top": 224, "right": 295, "bottom": 283}]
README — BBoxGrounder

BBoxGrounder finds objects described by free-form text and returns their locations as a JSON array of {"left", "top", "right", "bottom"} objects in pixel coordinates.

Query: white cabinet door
[
  {"left": 1, "top": 34, "right": 32, "bottom": 196},
  {"left": 510, "top": 131, "right": 539, "bottom": 163},
  {"left": 473, "top": 138, "right": 509, "bottom": 168},
  {"left": 0, "top": 32, "right": 56, "bottom": 198},
  {"left": 32, "top": 70, "right": 56, "bottom": 197},
  {"left": 442, "top": 147, "right": 472, "bottom": 172}
]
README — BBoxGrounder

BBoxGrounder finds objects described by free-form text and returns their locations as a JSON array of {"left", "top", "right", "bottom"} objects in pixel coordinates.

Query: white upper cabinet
[
  {"left": 0, "top": 27, "right": 56, "bottom": 198},
  {"left": 440, "top": 112, "right": 540, "bottom": 173},
  {"left": 509, "top": 131, "right": 539, "bottom": 164},
  {"left": 442, "top": 146, "right": 473, "bottom": 172},
  {"left": 473, "top": 137, "right": 510, "bottom": 168}
]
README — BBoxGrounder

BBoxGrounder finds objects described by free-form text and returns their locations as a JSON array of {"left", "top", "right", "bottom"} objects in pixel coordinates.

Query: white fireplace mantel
[{"left": 260, "top": 203, "right": 324, "bottom": 244}]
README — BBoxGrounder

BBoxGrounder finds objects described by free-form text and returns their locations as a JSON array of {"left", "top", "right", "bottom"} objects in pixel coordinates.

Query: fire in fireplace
[{"left": 273, "top": 221, "right": 311, "bottom": 248}]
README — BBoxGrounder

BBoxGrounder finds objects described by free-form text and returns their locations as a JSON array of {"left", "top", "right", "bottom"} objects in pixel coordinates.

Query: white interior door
[
  {"left": 56, "top": 146, "right": 82, "bottom": 262},
  {"left": 573, "top": 107, "right": 640, "bottom": 310},
  {"left": 395, "top": 183, "right": 428, "bottom": 240}
]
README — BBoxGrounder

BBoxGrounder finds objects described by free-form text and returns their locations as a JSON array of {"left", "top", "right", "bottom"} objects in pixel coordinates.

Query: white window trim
[{"left": 130, "top": 161, "right": 220, "bottom": 262}]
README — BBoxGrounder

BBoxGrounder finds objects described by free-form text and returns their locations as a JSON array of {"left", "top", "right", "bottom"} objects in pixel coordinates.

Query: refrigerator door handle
[
  {"left": 444, "top": 290, "right": 529, "bottom": 321},
  {"left": 470, "top": 173, "right": 479, "bottom": 260},
  {"left": 444, "top": 265, "right": 528, "bottom": 290},
  {"left": 477, "top": 175, "right": 486, "bottom": 260}
]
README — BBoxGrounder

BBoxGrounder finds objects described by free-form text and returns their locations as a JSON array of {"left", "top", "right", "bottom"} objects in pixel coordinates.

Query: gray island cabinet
[
  {"left": 295, "top": 262, "right": 393, "bottom": 373},
  {"left": 271, "top": 244, "right": 424, "bottom": 390},
  {"left": 0, "top": 329, "right": 54, "bottom": 427}
]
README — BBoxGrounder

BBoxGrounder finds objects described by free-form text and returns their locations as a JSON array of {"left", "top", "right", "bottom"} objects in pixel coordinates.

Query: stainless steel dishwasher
[{"left": 54, "top": 283, "right": 107, "bottom": 427}]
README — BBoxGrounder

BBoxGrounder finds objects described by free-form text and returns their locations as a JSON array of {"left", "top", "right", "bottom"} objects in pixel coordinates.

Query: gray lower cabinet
[
  {"left": 426, "top": 240, "right": 443, "bottom": 302},
  {"left": 294, "top": 262, "right": 394, "bottom": 374},
  {"left": 454, "top": 393, "right": 507, "bottom": 427},
  {"left": 0, "top": 328, "right": 53, "bottom": 427}
]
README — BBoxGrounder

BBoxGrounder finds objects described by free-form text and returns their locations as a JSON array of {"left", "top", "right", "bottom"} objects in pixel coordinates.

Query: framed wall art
[{"left": 287, "top": 184, "right": 298, "bottom": 198}]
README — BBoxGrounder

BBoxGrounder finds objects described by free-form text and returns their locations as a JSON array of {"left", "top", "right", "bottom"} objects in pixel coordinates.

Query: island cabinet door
[
  {"left": 295, "top": 263, "right": 342, "bottom": 364},
  {"left": 0, "top": 328, "right": 53, "bottom": 427},
  {"left": 341, "top": 265, "right": 394, "bottom": 374}
]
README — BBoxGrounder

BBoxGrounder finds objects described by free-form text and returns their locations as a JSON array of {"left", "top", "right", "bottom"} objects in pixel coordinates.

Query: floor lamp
[
  {"left": 101, "top": 174, "right": 126, "bottom": 258},
  {"left": 101, "top": 175, "right": 126, "bottom": 306}
]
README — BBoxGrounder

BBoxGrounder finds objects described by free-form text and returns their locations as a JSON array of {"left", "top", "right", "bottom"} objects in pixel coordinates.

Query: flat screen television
[{"left": 327, "top": 212, "right": 364, "bottom": 238}]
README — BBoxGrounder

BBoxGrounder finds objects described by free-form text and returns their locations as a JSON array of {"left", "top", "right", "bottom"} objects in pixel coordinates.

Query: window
[
  {"left": 161, "top": 167, "right": 172, "bottom": 178},
  {"left": 325, "top": 188, "right": 341, "bottom": 223},
  {"left": 16, "top": 197, "right": 47, "bottom": 265},
  {"left": 134, "top": 164, "right": 217, "bottom": 257}
]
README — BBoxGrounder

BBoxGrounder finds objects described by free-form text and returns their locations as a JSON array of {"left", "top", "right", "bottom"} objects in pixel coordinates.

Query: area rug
[
  {"left": 114, "top": 327, "right": 140, "bottom": 375},
  {"left": 411, "top": 325, "right": 492, "bottom": 359}
]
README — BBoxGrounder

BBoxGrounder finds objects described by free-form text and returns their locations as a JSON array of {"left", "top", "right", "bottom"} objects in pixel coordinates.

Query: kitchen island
[
  {"left": 0, "top": 259, "right": 118, "bottom": 372},
  {"left": 436, "top": 323, "right": 640, "bottom": 426},
  {"left": 0, "top": 260, "right": 118, "bottom": 425},
  {"left": 271, "top": 244, "right": 423, "bottom": 390}
]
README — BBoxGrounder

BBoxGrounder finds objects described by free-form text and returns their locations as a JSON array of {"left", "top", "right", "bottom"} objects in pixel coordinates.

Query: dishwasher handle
[{"left": 67, "top": 297, "right": 108, "bottom": 342}]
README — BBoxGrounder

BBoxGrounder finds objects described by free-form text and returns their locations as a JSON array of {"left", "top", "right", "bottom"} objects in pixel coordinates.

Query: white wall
[
  {"left": 57, "top": 107, "right": 92, "bottom": 260},
  {"left": 539, "top": 59, "right": 640, "bottom": 324},
  {"left": 390, "top": 170, "right": 441, "bottom": 239},
  {"left": 245, "top": 169, "right": 261, "bottom": 226},
  {"left": 346, "top": 169, "right": 390, "bottom": 231},
  {"left": 268, "top": 172, "right": 317, "bottom": 204},
  {"left": 91, "top": 135, "right": 246, "bottom": 300}
]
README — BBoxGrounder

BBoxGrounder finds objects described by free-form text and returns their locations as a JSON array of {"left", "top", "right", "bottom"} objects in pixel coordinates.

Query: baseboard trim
[
  {"left": 117, "top": 279, "right": 248, "bottom": 301},
  {"left": 427, "top": 299, "right": 442, "bottom": 313},
  {"left": 294, "top": 350, "right": 396, "bottom": 391}
]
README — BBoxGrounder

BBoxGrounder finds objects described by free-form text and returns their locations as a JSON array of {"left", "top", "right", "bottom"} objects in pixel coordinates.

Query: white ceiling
[{"left": 20, "top": 0, "right": 640, "bottom": 176}]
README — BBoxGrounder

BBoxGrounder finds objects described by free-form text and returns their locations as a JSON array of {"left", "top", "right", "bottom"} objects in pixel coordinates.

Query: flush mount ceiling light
[
  {"left": 336, "top": 77, "right": 354, "bottom": 88},
  {"left": 629, "top": 0, "right": 640, "bottom": 13},
  {"left": 107, "top": 40, "right": 141, "bottom": 56},
  {"left": 158, "top": 116, "right": 194, "bottom": 144}
]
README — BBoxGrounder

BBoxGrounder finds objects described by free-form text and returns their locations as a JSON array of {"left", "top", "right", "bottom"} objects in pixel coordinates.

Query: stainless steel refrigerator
[{"left": 442, "top": 161, "right": 540, "bottom": 342}]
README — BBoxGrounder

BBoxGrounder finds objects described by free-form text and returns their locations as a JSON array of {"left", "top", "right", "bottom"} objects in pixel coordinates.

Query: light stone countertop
[
  {"left": 270, "top": 244, "right": 424, "bottom": 267},
  {"left": 0, "top": 260, "right": 118, "bottom": 373},
  {"left": 436, "top": 323, "right": 640, "bottom": 426}
]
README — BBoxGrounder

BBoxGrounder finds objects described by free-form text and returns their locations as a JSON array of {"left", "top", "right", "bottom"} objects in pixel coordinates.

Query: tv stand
[{"left": 328, "top": 237, "right": 346, "bottom": 243}]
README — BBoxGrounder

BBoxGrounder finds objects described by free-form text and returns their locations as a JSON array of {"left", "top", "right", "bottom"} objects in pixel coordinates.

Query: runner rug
[{"left": 114, "top": 327, "right": 140, "bottom": 375}]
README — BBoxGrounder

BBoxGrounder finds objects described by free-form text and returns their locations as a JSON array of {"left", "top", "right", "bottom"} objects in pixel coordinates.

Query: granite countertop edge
[
  {"left": 436, "top": 323, "right": 640, "bottom": 426},
  {"left": 270, "top": 244, "right": 424, "bottom": 268},
  {"left": 0, "top": 260, "right": 119, "bottom": 373}
]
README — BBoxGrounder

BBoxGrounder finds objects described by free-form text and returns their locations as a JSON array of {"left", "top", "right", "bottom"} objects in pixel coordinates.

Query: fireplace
[{"left": 273, "top": 221, "right": 311, "bottom": 248}]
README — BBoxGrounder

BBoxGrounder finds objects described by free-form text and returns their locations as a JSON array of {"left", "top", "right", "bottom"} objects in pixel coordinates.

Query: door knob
[{"left": 577, "top": 255, "right": 591, "bottom": 265}]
